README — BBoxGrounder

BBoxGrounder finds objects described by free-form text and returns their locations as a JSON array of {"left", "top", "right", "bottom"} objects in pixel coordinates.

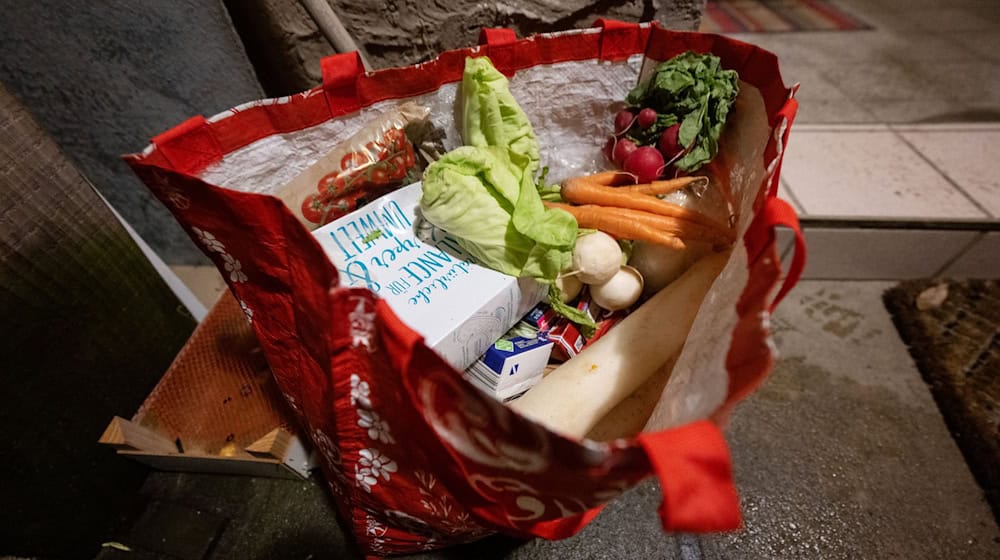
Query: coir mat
[{"left": 883, "top": 279, "right": 1000, "bottom": 526}]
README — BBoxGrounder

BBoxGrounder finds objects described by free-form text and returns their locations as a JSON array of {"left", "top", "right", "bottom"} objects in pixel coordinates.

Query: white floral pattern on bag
[
  {"left": 350, "top": 374, "right": 371, "bottom": 408},
  {"left": 355, "top": 448, "right": 398, "bottom": 493},
  {"left": 192, "top": 227, "right": 226, "bottom": 253},
  {"left": 164, "top": 189, "right": 191, "bottom": 210},
  {"left": 348, "top": 297, "right": 376, "bottom": 351},
  {"left": 416, "top": 376, "right": 549, "bottom": 473},
  {"left": 239, "top": 300, "right": 253, "bottom": 324},
  {"left": 358, "top": 409, "right": 395, "bottom": 444},
  {"left": 191, "top": 227, "right": 248, "bottom": 283},
  {"left": 365, "top": 515, "right": 388, "bottom": 537},
  {"left": 221, "top": 253, "right": 248, "bottom": 283}
]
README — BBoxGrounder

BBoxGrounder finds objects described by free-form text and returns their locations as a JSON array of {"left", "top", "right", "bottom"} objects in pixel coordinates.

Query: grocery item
[
  {"left": 280, "top": 102, "right": 429, "bottom": 228},
  {"left": 312, "top": 182, "right": 547, "bottom": 370},
  {"left": 510, "top": 250, "right": 731, "bottom": 439}
]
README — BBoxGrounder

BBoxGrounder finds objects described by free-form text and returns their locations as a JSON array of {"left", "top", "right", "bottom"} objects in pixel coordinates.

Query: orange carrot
[
  {"left": 599, "top": 206, "right": 734, "bottom": 246},
  {"left": 546, "top": 202, "right": 687, "bottom": 250},
  {"left": 562, "top": 177, "right": 729, "bottom": 233},
  {"left": 616, "top": 176, "right": 709, "bottom": 196},
  {"left": 579, "top": 171, "right": 709, "bottom": 194},
  {"left": 582, "top": 171, "right": 637, "bottom": 186}
]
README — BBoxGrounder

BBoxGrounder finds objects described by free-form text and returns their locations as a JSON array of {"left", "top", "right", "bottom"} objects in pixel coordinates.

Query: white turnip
[
  {"left": 555, "top": 273, "right": 583, "bottom": 303},
  {"left": 571, "top": 231, "right": 622, "bottom": 285},
  {"left": 629, "top": 240, "right": 711, "bottom": 297},
  {"left": 589, "top": 266, "right": 643, "bottom": 311}
]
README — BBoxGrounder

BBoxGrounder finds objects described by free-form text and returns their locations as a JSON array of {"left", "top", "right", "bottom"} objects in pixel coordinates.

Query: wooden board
[{"left": 0, "top": 83, "right": 198, "bottom": 557}]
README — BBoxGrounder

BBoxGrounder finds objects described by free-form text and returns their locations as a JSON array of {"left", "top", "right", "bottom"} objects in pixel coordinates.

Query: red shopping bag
[{"left": 126, "top": 20, "right": 804, "bottom": 556}]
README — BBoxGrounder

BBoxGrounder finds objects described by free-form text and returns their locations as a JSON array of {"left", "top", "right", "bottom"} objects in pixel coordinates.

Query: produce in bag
[
  {"left": 278, "top": 102, "right": 429, "bottom": 228},
  {"left": 125, "top": 22, "right": 803, "bottom": 556}
]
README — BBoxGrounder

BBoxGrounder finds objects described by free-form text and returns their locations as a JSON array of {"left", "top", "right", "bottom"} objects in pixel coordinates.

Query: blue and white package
[{"left": 465, "top": 335, "right": 554, "bottom": 401}]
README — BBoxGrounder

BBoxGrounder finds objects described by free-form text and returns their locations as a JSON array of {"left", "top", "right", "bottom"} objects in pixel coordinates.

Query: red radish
[
  {"left": 637, "top": 108, "right": 657, "bottom": 129},
  {"left": 602, "top": 136, "right": 617, "bottom": 161},
  {"left": 614, "top": 110, "right": 636, "bottom": 134},
  {"left": 623, "top": 147, "right": 665, "bottom": 183},
  {"left": 612, "top": 138, "right": 638, "bottom": 167},
  {"left": 658, "top": 124, "right": 682, "bottom": 160}
]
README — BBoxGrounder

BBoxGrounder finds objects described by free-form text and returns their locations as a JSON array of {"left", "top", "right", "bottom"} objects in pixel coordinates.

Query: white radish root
[
  {"left": 589, "top": 266, "right": 643, "bottom": 311},
  {"left": 584, "top": 353, "right": 678, "bottom": 441},
  {"left": 629, "top": 240, "right": 711, "bottom": 297},
  {"left": 572, "top": 231, "right": 622, "bottom": 284},
  {"left": 510, "top": 250, "right": 731, "bottom": 439}
]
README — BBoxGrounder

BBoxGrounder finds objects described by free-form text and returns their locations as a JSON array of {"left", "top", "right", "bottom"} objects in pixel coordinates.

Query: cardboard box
[{"left": 312, "top": 183, "right": 547, "bottom": 370}]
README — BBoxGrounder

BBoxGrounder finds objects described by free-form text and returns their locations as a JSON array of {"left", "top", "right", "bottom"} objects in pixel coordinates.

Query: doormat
[
  {"left": 883, "top": 279, "right": 999, "bottom": 525},
  {"left": 700, "top": 0, "right": 873, "bottom": 33}
]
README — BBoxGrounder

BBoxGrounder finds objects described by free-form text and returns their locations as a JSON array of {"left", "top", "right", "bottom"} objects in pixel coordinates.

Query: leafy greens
[
  {"left": 420, "top": 56, "right": 595, "bottom": 332},
  {"left": 625, "top": 51, "right": 739, "bottom": 172}
]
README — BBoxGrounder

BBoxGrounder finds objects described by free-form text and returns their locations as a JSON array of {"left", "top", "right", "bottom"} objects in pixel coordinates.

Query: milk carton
[{"left": 312, "top": 183, "right": 547, "bottom": 370}]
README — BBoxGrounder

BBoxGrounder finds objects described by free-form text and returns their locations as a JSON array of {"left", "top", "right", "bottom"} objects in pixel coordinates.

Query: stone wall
[
  {"left": 0, "top": 1, "right": 704, "bottom": 263},
  {"left": 0, "top": 0, "right": 264, "bottom": 264},
  {"left": 232, "top": 0, "right": 706, "bottom": 97}
]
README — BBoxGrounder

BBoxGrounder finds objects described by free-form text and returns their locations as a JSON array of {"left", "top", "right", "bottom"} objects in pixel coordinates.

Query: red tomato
[
  {"left": 403, "top": 143, "right": 416, "bottom": 168},
  {"left": 369, "top": 167, "right": 390, "bottom": 185},
  {"left": 383, "top": 127, "right": 405, "bottom": 150},
  {"left": 365, "top": 140, "right": 389, "bottom": 161},
  {"left": 388, "top": 155, "right": 408, "bottom": 180},
  {"left": 317, "top": 172, "right": 349, "bottom": 196},
  {"left": 340, "top": 151, "right": 368, "bottom": 171},
  {"left": 300, "top": 193, "right": 329, "bottom": 224}
]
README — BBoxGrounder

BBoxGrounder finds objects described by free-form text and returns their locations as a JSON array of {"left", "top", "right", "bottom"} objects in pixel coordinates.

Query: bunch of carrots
[{"left": 546, "top": 172, "right": 735, "bottom": 250}]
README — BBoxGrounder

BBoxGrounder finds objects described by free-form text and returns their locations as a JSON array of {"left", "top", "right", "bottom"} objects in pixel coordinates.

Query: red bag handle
[
  {"left": 320, "top": 51, "right": 365, "bottom": 117},
  {"left": 637, "top": 421, "right": 741, "bottom": 532},
  {"left": 761, "top": 197, "right": 805, "bottom": 311},
  {"left": 592, "top": 18, "right": 650, "bottom": 61},
  {"left": 478, "top": 27, "right": 518, "bottom": 74}
]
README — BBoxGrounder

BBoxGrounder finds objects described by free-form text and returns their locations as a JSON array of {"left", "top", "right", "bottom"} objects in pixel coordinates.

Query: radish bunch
[{"left": 603, "top": 106, "right": 684, "bottom": 184}]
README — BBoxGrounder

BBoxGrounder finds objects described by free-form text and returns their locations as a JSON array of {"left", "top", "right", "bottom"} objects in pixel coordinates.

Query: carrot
[
  {"left": 546, "top": 202, "right": 686, "bottom": 250},
  {"left": 600, "top": 206, "right": 733, "bottom": 245},
  {"left": 562, "top": 177, "right": 729, "bottom": 233},
  {"left": 553, "top": 202, "right": 733, "bottom": 246},
  {"left": 616, "top": 176, "right": 709, "bottom": 197},
  {"left": 583, "top": 171, "right": 637, "bottom": 187}
]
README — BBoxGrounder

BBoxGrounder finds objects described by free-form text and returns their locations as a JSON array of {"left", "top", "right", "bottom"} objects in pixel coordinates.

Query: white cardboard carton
[{"left": 312, "top": 182, "right": 547, "bottom": 370}]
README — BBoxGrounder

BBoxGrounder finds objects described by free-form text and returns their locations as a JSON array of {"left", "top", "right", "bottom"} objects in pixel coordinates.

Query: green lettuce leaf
[
  {"left": 462, "top": 56, "right": 540, "bottom": 181},
  {"left": 421, "top": 56, "right": 595, "bottom": 333}
]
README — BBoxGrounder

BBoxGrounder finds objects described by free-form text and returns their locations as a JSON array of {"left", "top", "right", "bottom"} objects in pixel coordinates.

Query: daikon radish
[
  {"left": 585, "top": 353, "right": 678, "bottom": 441},
  {"left": 510, "top": 250, "right": 730, "bottom": 439}
]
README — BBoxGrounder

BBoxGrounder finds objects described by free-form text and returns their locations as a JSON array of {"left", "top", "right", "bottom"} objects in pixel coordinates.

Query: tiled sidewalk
[{"left": 777, "top": 123, "right": 999, "bottom": 280}]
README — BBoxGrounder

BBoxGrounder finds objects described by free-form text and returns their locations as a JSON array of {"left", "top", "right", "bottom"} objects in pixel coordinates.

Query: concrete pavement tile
[
  {"left": 797, "top": 228, "right": 980, "bottom": 280},
  {"left": 899, "top": 129, "right": 1000, "bottom": 216},
  {"left": 700, "top": 281, "right": 1000, "bottom": 559},
  {"left": 916, "top": 60, "right": 1000, "bottom": 105},
  {"left": 781, "top": 130, "right": 988, "bottom": 219},
  {"left": 942, "top": 232, "right": 1000, "bottom": 278},
  {"left": 941, "top": 31, "right": 1000, "bottom": 64},
  {"left": 820, "top": 61, "right": 940, "bottom": 102},
  {"left": 126, "top": 501, "right": 225, "bottom": 560},
  {"left": 138, "top": 473, "right": 352, "bottom": 559},
  {"left": 863, "top": 98, "right": 983, "bottom": 124},
  {"left": 795, "top": 97, "right": 878, "bottom": 124},
  {"left": 898, "top": 7, "right": 1000, "bottom": 32}
]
